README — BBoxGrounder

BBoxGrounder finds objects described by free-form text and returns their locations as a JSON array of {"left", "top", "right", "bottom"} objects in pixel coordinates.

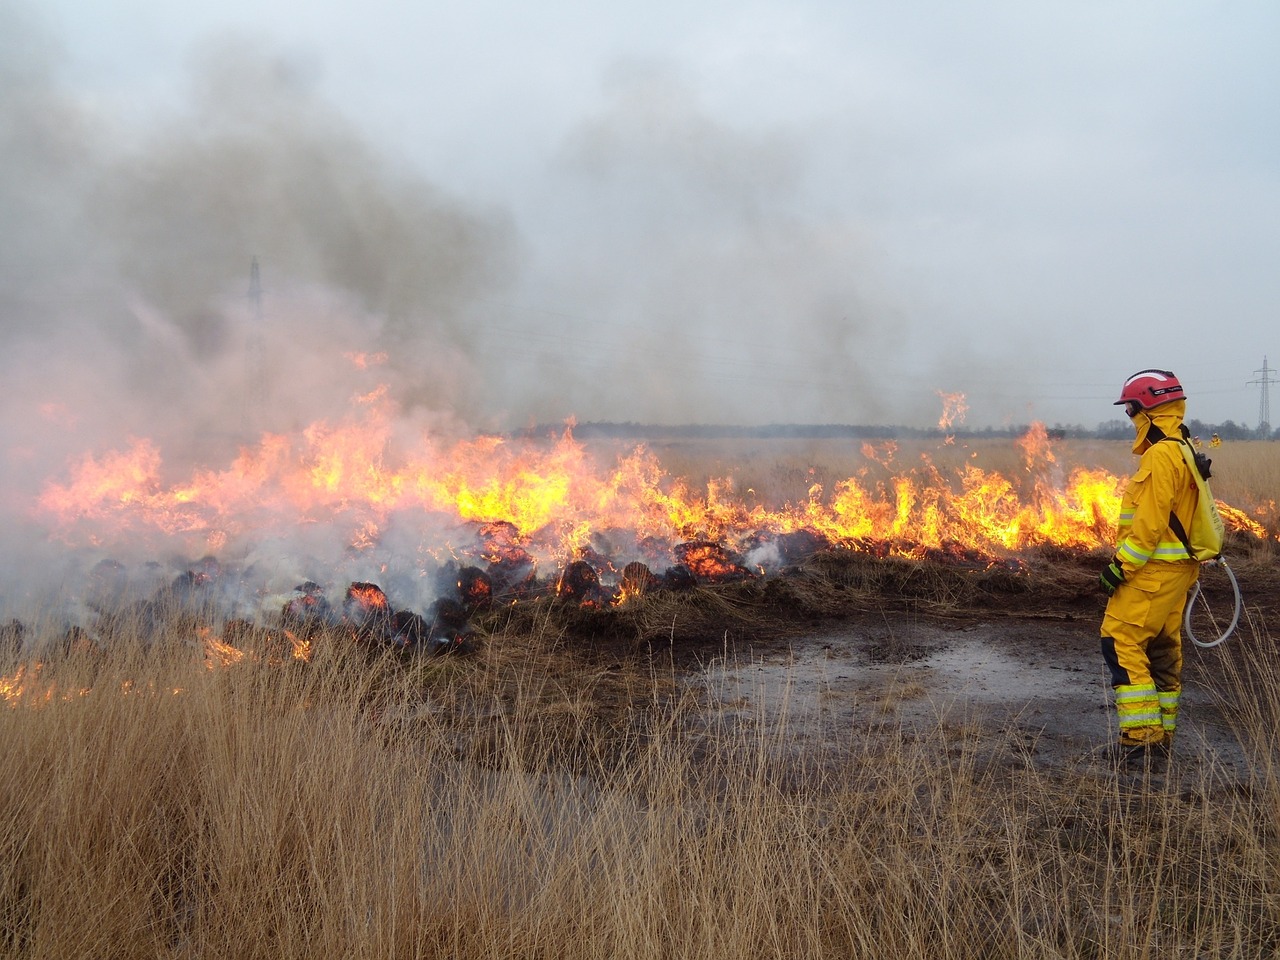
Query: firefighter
[{"left": 1098, "top": 369, "right": 1201, "bottom": 765}]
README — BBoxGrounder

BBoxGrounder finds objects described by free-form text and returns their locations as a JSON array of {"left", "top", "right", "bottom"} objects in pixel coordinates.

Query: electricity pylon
[{"left": 1248, "top": 356, "right": 1276, "bottom": 438}]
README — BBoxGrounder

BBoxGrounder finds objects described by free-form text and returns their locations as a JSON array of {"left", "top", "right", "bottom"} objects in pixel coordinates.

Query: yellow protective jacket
[{"left": 1115, "top": 401, "right": 1199, "bottom": 573}]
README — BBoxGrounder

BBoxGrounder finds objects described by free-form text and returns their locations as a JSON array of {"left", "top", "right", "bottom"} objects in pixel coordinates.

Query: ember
[
  {"left": 555, "top": 560, "right": 604, "bottom": 606},
  {"left": 282, "top": 581, "right": 334, "bottom": 637},
  {"left": 673, "top": 541, "right": 753, "bottom": 584},
  {"left": 389, "top": 611, "right": 431, "bottom": 650},
  {"left": 455, "top": 566, "right": 493, "bottom": 611},
  {"left": 342, "top": 582, "right": 394, "bottom": 644},
  {"left": 468, "top": 521, "right": 537, "bottom": 598},
  {"left": 619, "top": 561, "right": 658, "bottom": 601},
  {"left": 332, "top": 580, "right": 469, "bottom": 654}
]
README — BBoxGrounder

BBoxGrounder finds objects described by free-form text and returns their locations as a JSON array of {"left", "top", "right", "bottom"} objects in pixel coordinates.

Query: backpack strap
[
  {"left": 1168, "top": 512, "right": 1194, "bottom": 558},
  {"left": 1157, "top": 437, "right": 1197, "bottom": 558}
]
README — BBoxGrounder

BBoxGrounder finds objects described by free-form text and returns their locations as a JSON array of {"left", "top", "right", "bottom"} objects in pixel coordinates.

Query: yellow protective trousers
[{"left": 1100, "top": 559, "right": 1199, "bottom": 744}]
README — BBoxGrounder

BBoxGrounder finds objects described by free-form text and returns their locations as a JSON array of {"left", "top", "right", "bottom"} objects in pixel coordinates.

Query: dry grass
[
  {"left": 2, "top": 602, "right": 1279, "bottom": 960},
  {"left": 636, "top": 435, "right": 1280, "bottom": 532},
  {"left": 3, "top": 435, "right": 1277, "bottom": 957}
]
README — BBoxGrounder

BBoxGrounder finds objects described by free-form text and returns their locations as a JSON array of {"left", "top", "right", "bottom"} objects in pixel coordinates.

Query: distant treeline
[
  {"left": 1094, "top": 418, "right": 1276, "bottom": 441},
  {"left": 516, "top": 419, "right": 1278, "bottom": 442}
]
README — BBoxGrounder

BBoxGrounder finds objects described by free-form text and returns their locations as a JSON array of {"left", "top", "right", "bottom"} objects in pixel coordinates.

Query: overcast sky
[{"left": 4, "top": 0, "right": 1278, "bottom": 439}]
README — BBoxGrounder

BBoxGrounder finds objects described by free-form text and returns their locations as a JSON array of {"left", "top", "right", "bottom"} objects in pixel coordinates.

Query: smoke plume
[{"left": 1, "top": 15, "right": 520, "bottom": 614}]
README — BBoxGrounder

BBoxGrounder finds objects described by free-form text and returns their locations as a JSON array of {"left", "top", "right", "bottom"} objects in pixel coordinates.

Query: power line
[{"left": 1247, "top": 356, "right": 1276, "bottom": 437}]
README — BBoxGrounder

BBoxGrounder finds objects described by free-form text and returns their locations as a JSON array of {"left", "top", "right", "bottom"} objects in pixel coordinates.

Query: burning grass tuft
[{"left": 1, "top": 586, "right": 1279, "bottom": 957}]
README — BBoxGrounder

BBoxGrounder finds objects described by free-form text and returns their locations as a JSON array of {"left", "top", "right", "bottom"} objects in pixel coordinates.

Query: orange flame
[
  {"left": 32, "top": 386, "right": 1275, "bottom": 579},
  {"left": 1017, "top": 422, "right": 1057, "bottom": 471},
  {"left": 1, "top": 663, "right": 92, "bottom": 707},
  {"left": 343, "top": 351, "right": 388, "bottom": 370},
  {"left": 860, "top": 440, "right": 898, "bottom": 467},
  {"left": 936, "top": 391, "right": 968, "bottom": 444}
]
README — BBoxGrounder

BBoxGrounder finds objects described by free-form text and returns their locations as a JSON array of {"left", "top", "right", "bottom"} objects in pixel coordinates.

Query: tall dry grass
[
  {"left": 641, "top": 434, "right": 1275, "bottom": 510},
  {"left": 3, "top": 603, "right": 1278, "bottom": 959},
  {"left": 640, "top": 436, "right": 1280, "bottom": 557}
]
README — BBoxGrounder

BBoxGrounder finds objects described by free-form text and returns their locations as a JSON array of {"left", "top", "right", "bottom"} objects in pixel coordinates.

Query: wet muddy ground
[
  {"left": 686, "top": 611, "right": 1253, "bottom": 787},
  {"left": 411, "top": 547, "right": 1273, "bottom": 796}
]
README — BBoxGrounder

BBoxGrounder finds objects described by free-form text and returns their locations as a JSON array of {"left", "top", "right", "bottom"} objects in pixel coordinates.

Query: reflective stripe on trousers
[
  {"left": 1114, "top": 683, "right": 1160, "bottom": 731},
  {"left": 1159, "top": 689, "right": 1179, "bottom": 733}
]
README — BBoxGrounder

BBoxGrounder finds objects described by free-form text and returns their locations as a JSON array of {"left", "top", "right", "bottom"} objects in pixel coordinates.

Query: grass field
[
  {"left": 2, "top": 436, "right": 1278, "bottom": 958},
  {"left": 644, "top": 435, "right": 1279, "bottom": 524},
  {"left": 3, "top": 614, "right": 1278, "bottom": 958}
]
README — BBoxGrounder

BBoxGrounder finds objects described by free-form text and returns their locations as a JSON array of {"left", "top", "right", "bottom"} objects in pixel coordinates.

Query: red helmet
[{"left": 1115, "top": 369, "right": 1185, "bottom": 413}]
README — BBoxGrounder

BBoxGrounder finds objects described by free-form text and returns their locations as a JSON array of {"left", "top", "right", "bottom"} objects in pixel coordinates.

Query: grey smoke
[
  {"left": 1, "top": 15, "right": 522, "bottom": 613},
  {"left": 2, "top": 20, "right": 518, "bottom": 460},
  {"left": 505, "top": 61, "right": 904, "bottom": 427},
  {"left": 0, "top": 14, "right": 928, "bottom": 618}
]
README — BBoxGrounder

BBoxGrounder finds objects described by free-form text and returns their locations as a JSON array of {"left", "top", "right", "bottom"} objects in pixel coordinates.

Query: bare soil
[
  {"left": 667, "top": 552, "right": 1275, "bottom": 793},
  {"left": 432, "top": 543, "right": 1278, "bottom": 793},
  {"left": 690, "top": 613, "right": 1251, "bottom": 784}
]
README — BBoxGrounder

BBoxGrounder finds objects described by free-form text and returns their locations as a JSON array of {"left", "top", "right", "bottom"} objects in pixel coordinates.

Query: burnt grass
[
  {"left": 469, "top": 537, "right": 1274, "bottom": 660},
  {"left": 10, "top": 534, "right": 1280, "bottom": 960},
  {"left": 415, "top": 532, "right": 1277, "bottom": 780},
  {"left": 12, "top": 532, "right": 1274, "bottom": 783}
]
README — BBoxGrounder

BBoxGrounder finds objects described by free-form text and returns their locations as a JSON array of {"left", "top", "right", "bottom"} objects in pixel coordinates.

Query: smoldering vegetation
[
  {"left": 1, "top": 13, "right": 902, "bottom": 614},
  {"left": 5, "top": 14, "right": 1280, "bottom": 953},
  {"left": 1, "top": 583, "right": 1279, "bottom": 959},
  {"left": 3, "top": 437, "right": 1278, "bottom": 958}
]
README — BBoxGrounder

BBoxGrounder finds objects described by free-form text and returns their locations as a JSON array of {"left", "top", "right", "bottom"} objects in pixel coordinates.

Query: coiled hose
[{"left": 1185, "top": 558, "right": 1243, "bottom": 649}]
